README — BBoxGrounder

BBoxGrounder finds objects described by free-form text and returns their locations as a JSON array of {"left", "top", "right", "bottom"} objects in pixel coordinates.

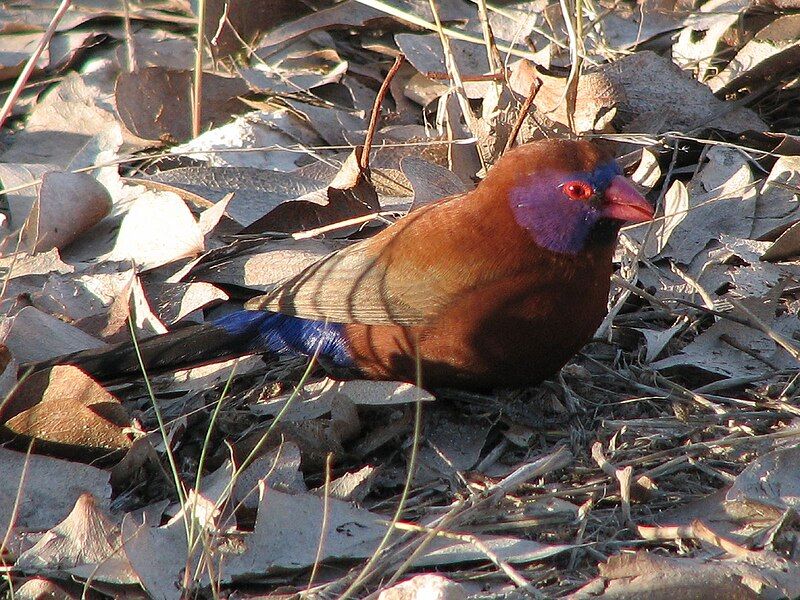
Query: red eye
[{"left": 563, "top": 181, "right": 593, "bottom": 201}]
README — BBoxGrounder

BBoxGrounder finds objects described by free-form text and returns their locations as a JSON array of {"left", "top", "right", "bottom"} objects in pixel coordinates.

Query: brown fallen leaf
[
  {"left": 241, "top": 39, "right": 347, "bottom": 95},
  {"left": 142, "top": 165, "right": 328, "bottom": 227},
  {"left": 415, "top": 407, "right": 490, "bottom": 485},
  {"left": 259, "top": 0, "right": 466, "bottom": 49},
  {"left": 0, "top": 446, "right": 110, "bottom": 533},
  {"left": 2, "top": 306, "right": 106, "bottom": 363},
  {"left": 395, "top": 33, "right": 494, "bottom": 99},
  {"left": 115, "top": 67, "right": 249, "bottom": 142},
  {"left": 74, "top": 274, "right": 167, "bottom": 343},
  {"left": 250, "top": 377, "right": 434, "bottom": 421},
  {"left": 202, "top": 0, "right": 306, "bottom": 58},
  {"left": 285, "top": 98, "right": 367, "bottom": 146},
  {"left": 0, "top": 70, "right": 139, "bottom": 167},
  {"left": 15, "top": 493, "right": 138, "bottom": 585},
  {"left": 400, "top": 155, "right": 469, "bottom": 208},
  {"left": 377, "top": 574, "right": 467, "bottom": 600},
  {"left": 1, "top": 365, "right": 132, "bottom": 462},
  {"left": 122, "top": 28, "right": 196, "bottom": 70},
  {"left": 709, "top": 14, "right": 800, "bottom": 96},
  {"left": 753, "top": 155, "right": 800, "bottom": 240},
  {"left": 14, "top": 578, "right": 77, "bottom": 600},
  {"left": 224, "top": 441, "right": 307, "bottom": 511},
  {"left": 652, "top": 291, "right": 800, "bottom": 378},
  {"left": 672, "top": 0, "right": 748, "bottom": 81},
  {"left": 240, "top": 147, "right": 380, "bottom": 235},
  {"left": 590, "top": 552, "right": 763, "bottom": 599},
  {"left": 108, "top": 189, "right": 205, "bottom": 270},
  {"left": 313, "top": 464, "right": 378, "bottom": 503},
  {"left": 142, "top": 281, "right": 228, "bottom": 326},
  {"left": 510, "top": 51, "right": 766, "bottom": 134},
  {"left": 185, "top": 237, "right": 343, "bottom": 291},
  {"left": 0, "top": 247, "right": 74, "bottom": 278}
]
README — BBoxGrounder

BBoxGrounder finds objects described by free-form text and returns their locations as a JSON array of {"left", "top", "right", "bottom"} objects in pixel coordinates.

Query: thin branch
[
  {"left": 504, "top": 78, "right": 542, "bottom": 152},
  {"left": 0, "top": 0, "right": 72, "bottom": 130},
  {"left": 361, "top": 55, "right": 405, "bottom": 171}
]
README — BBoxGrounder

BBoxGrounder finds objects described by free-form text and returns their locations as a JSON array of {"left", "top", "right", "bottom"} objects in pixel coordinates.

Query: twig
[
  {"left": 504, "top": 78, "right": 542, "bottom": 153},
  {"left": 670, "top": 262, "right": 716, "bottom": 311},
  {"left": 353, "top": 0, "right": 539, "bottom": 61},
  {"left": 0, "top": 0, "right": 72, "bottom": 130},
  {"left": 122, "top": 0, "right": 137, "bottom": 72},
  {"left": 426, "top": 70, "right": 508, "bottom": 81},
  {"left": 475, "top": 0, "right": 501, "bottom": 74},
  {"left": 591, "top": 442, "right": 654, "bottom": 504},
  {"left": 557, "top": 0, "right": 582, "bottom": 134},
  {"left": 192, "top": 0, "right": 206, "bottom": 138},
  {"left": 361, "top": 55, "right": 404, "bottom": 171},
  {"left": 291, "top": 211, "right": 399, "bottom": 240},
  {"left": 307, "top": 453, "right": 333, "bottom": 591}
]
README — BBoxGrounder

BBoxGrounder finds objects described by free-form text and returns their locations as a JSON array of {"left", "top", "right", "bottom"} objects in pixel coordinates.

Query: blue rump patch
[{"left": 213, "top": 310, "right": 353, "bottom": 368}]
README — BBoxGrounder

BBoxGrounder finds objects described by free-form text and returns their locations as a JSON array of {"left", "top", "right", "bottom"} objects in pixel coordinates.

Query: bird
[{"left": 26, "top": 139, "right": 653, "bottom": 391}]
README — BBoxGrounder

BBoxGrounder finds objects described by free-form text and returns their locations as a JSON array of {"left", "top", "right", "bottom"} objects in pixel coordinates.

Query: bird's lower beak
[{"left": 602, "top": 176, "right": 654, "bottom": 223}]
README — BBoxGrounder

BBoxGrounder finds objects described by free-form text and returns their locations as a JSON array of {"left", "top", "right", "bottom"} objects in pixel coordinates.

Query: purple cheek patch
[
  {"left": 509, "top": 172, "right": 601, "bottom": 255},
  {"left": 508, "top": 162, "right": 621, "bottom": 255}
]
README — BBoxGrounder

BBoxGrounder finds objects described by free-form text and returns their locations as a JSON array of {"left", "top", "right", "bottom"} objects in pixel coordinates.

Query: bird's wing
[{"left": 245, "top": 203, "right": 472, "bottom": 326}]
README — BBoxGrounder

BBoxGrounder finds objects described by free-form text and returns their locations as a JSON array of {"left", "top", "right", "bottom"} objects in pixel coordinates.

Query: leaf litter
[{"left": 1, "top": 0, "right": 800, "bottom": 598}]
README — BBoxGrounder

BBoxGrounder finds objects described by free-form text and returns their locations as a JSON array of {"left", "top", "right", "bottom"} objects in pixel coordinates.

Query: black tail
[{"left": 21, "top": 316, "right": 271, "bottom": 384}]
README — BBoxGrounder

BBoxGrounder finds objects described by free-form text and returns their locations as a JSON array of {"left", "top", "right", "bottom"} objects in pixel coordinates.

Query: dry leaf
[
  {"left": 108, "top": 190, "right": 204, "bottom": 270},
  {"left": 241, "top": 39, "right": 348, "bottom": 95},
  {"left": 15, "top": 493, "right": 138, "bottom": 584},
  {"left": 260, "top": 0, "right": 466, "bottom": 48},
  {"left": 170, "top": 109, "right": 318, "bottom": 171},
  {"left": 753, "top": 155, "right": 800, "bottom": 241},
  {"left": 511, "top": 52, "right": 766, "bottom": 134},
  {"left": 395, "top": 33, "right": 493, "bottom": 98},
  {"left": 0, "top": 70, "right": 140, "bottom": 167},
  {"left": 400, "top": 155, "right": 469, "bottom": 208},
  {"left": 416, "top": 408, "right": 490, "bottom": 484},
  {"left": 2, "top": 306, "right": 106, "bottom": 363},
  {"left": 14, "top": 578, "right": 77, "bottom": 600},
  {"left": 0, "top": 446, "right": 110, "bottom": 532},
  {"left": 1, "top": 365, "right": 132, "bottom": 460},
  {"left": 652, "top": 293, "right": 799, "bottom": 377},
  {"left": 672, "top": 0, "right": 748, "bottom": 81},
  {"left": 116, "top": 68, "right": 248, "bottom": 142},
  {"left": 186, "top": 238, "right": 343, "bottom": 291},
  {"left": 145, "top": 165, "right": 327, "bottom": 227},
  {"left": 378, "top": 574, "right": 466, "bottom": 600},
  {"left": 240, "top": 147, "right": 379, "bottom": 235},
  {"left": 709, "top": 14, "right": 800, "bottom": 95},
  {"left": 250, "top": 378, "right": 433, "bottom": 421},
  {"left": 12, "top": 170, "right": 109, "bottom": 253},
  {"left": 142, "top": 281, "right": 228, "bottom": 325},
  {"left": 588, "top": 551, "right": 778, "bottom": 599}
]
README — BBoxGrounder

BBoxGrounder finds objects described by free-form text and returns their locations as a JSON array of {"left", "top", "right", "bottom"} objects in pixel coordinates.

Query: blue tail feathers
[{"left": 212, "top": 310, "right": 354, "bottom": 369}]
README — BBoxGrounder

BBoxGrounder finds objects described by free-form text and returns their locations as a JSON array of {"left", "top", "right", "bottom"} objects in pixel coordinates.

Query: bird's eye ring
[{"left": 563, "top": 181, "right": 593, "bottom": 201}]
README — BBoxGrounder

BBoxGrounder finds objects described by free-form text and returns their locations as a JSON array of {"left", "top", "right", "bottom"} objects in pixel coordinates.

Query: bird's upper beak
[{"left": 601, "top": 176, "right": 654, "bottom": 223}]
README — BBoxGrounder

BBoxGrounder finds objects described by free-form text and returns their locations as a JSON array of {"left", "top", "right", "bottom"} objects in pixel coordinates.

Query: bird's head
[{"left": 487, "top": 139, "right": 654, "bottom": 255}]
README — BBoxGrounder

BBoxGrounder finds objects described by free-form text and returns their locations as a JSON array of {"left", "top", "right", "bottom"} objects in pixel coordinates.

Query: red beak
[{"left": 601, "top": 176, "right": 654, "bottom": 223}]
